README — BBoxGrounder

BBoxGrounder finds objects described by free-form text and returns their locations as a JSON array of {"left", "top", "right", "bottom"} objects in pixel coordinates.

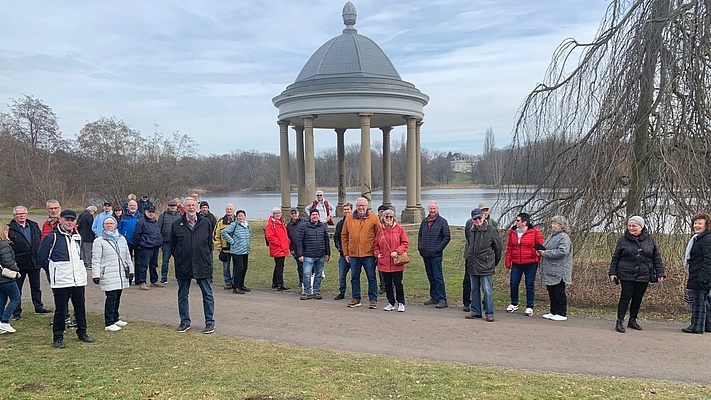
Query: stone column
[
  {"left": 293, "top": 125, "right": 306, "bottom": 215},
  {"left": 380, "top": 126, "right": 393, "bottom": 210},
  {"left": 401, "top": 116, "right": 421, "bottom": 223},
  {"left": 358, "top": 113, "right": 373, "bottom": 209},
  {"left": 416, "top": 120, "right": 424, "bottom": 218},
  {"left": 278, "top": 120, "right": 291, "bottom": 214},
  {"left": 335, "top": 128, "right": 347, "bottom": 216},
  {"left": 303, "top": 116, "right": 316, "bottom": 210}
]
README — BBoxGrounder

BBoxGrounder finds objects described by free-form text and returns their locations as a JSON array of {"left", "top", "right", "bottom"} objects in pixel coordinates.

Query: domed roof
[{"left": 273, "top": 2, "right": 428, "bottom": 129}]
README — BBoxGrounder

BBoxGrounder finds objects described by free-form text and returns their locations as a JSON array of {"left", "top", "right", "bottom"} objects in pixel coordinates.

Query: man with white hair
[
  {"left": 309, "top": 190, "right": 334, "bottom": 225},
  {"left": 418, "top": 201, "right": 451, "bottom": 308}
]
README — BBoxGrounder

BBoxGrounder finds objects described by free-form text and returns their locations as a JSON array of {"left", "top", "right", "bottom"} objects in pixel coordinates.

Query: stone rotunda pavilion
[{"left": 272, "top": 1, "right": 429, "bottom": 223}]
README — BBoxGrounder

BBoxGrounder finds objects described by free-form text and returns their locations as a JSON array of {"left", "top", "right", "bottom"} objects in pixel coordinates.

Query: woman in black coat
[
  {"left": 608, "top": 216, "right": 665, "bottom": 333},
  {"left": 683, "top": 213, "right": 711, "bottom": 334}
]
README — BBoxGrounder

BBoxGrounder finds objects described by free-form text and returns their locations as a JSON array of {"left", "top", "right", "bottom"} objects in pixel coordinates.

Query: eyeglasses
[
  {"left": 473, "top": 217, "right": 483, "bottom": 220},
  {"left": 481, "top": 208, "right": 489, "bottom": 212},
  {"left": 317, "top": 195, "right": 323, "bottom": 197},
  {"left": 385, "top": 216, "right": 394, "bottom": 219},
  {"left": 515, "top": 219, "right": 523, "bottom": 222}
]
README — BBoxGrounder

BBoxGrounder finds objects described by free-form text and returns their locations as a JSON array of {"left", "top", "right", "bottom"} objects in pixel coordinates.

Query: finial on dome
[{"left": 342, "top": 2, "right": 357, "bottom": 33}]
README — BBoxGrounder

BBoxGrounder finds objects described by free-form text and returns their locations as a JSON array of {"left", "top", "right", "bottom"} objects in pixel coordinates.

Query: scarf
[
  {"left": 685, "top": 234, "right": 698, "bottom": 268},
  {"left": 103, "top": 229, "right": 121, "bottom": 250}
]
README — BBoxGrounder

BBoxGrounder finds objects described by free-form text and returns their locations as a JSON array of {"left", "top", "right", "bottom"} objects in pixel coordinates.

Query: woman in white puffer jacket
[{"left": 92, "top": 217, "right": 134, "bottom": 332}]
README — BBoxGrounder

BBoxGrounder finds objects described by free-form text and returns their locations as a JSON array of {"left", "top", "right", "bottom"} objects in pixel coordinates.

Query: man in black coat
[
  {"left": 170, "top": 198, "right": 215, "bottom": 334},
  {"left": 286, "top": 207, "right": 307, "bottom": 293},
  {"left": 133, "top": 205, "right": 164, "bottom": 290},
  {"left": 417, "top": 201, "right": 451, "bottom": 308},
  {"left": 8, "top": 206, "right": 52, "bottom": 318}
]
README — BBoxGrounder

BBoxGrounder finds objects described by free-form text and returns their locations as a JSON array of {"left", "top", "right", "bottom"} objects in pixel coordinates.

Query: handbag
[
  {"left": 649, "top": 266, "right": 658, "bottom": 283},
  {"left": 219, "top": 251, "right": 230, "bottom": 262},
  {"left": 382, "top": 233, "right": 409, "bottom": 266},
  {"left": 1, "top": 266, "right": 20, "bottom": 279}
]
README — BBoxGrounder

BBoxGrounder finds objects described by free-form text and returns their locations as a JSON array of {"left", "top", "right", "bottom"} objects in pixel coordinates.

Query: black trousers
[
  {"left": 232, "top": 254, "right": 249, "bottom": 289},
  {"left": 689, "top": 289, "right": 711, "bottom": 332},
  {"left": 52, "top": 286, "right": 87, "bottom": 340},
  {"left": 104, "top": 289, "right": 122, "bottom": 327},
  {"left": 546, "top": 280, "right": 567, "bottom": 316},
  {"left": 462, "top": 267, "right": 471, "bottom": 306},
  {"left": 382, "top": 271, "right": 404, "bottom": 305},
  {"left": 617, "top": 280, "right": 649, "bottom": 320},
  {"left": 13, "top": 269, "right": 45, "bottom": 316},
  {"left": 272, "top": 256, "right": 285, "bottom": 287}
]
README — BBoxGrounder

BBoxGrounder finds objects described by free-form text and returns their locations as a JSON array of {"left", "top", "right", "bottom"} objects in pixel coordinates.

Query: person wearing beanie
[
  {"left": 609, "top": 215, "right": 666, "bottom": 333},
  {"left": 538, "top": 216, "right": 573, "bottom": 321}
]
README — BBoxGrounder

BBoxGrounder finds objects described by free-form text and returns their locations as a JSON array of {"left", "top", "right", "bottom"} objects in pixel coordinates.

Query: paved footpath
[{"left": 54, "top": 280, "right": 707, "bottom": 386}]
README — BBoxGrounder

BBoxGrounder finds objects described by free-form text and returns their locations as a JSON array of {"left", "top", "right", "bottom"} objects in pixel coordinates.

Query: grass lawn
[{"left": 1, "top": 312, "right": 708, "bottom": 400}]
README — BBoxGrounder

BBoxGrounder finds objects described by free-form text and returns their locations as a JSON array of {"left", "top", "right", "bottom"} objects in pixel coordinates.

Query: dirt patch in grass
[{"left": 15, "top": 382, "right": 46, "bottom": 393}]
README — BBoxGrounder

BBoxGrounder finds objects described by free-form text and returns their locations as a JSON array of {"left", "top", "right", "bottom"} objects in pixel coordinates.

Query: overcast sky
[{"left": 0, "top": 1, "right": 609, "bottom": 156}]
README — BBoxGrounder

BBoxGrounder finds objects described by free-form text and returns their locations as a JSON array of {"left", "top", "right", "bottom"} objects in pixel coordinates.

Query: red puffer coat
[
  {"left": 374, "top": 222, "right": 409, "bottom": 272},
  {"left": 505, "top": 225, "right": 544, "bottom": 267},
  {"left": 265, "top": 217, "right": 290, "bottom": 258}
]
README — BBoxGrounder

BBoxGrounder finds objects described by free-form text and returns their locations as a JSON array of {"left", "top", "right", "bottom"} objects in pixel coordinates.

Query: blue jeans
[
  {"left": 302, "top": 256, "right": 325, "bottom": 295},
  {"left": 469, "top": 274, "right": 494, "bottom": 317},
  {"left": 0, "top": 281, "right": 21, "bottom": 323},
  {"left": 160, "top": 242, "right": 172, "bottom": 282},
  {"left": 222, "top": 257, "right": 234, "bottom": 286},
  {"left": 350, "top": 256, "right": 377, "bottom": 302},
  {"left": 510, "top": 263, "right": 538, "bottom": 308},
  {"left": 177, "top": 278, "right": 215, "bottom": 326},
  {"left": 136, "top": 247, "right": 159, "bottom": 285},
  {"left": 423, "top": 256, "right": 447, "bottom": 303},
  {"left": 338, "top": 256, "right": 350, "bottom": 294}
]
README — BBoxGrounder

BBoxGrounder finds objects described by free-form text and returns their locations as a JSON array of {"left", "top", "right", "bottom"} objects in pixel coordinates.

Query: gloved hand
[
  {"left": 129, "top": 273, "right": 134, "bottom": 281},
  {"left": 93, "top": 278, "right": 100, "bottom": 284}
]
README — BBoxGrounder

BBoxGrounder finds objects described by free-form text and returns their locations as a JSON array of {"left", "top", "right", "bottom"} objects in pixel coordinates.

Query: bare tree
[{"left": 500, "top": 0, "right": 711, "bottom": 235}]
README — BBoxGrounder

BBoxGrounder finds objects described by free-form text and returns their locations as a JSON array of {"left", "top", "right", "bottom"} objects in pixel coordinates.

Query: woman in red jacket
[
  {"left": 266, "top": 207, "right": 290, "bottom": 291},
  {"left": 505, "top": 212, "right": 544, "bottom": 316},
  {"left": 374, "top": 210, "right": 409, "bottom": 312}
]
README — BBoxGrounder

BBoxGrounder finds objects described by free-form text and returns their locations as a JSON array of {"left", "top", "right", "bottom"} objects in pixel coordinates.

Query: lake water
[{"left": 201, "top": 188, "right": 502, "bottom": 226}]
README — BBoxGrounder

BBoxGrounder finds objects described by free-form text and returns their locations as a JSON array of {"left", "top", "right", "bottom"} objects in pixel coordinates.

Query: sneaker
[
  {"left": 35, "top": 308, "right": 53, "bottom": 314},
  {"left": 369, "top": 301, "right": 378, "bottom": 309},
  {"left": 78, "top": 334, "right": 94, "bottom": 343},
  {"left": 176, "top": 323, "right": 191, "bottom": 333},
  {"left": 506, "top": 304, "right": 519, "bottom": 313},
  {"left": 139, "top": 284, "right": 149, "bottom": 290},
  {"left": 240, "top": 287, "right": 252, "bottom": 292},
  {"left": 334, "top": 293, "right": 345, "bottom": 300},
  {"left": 160, "top": 279, "right": 168, "bottom": 284},
  {"left": 348, "top": 299, "right": 361, "bottom": 308},
  {"left": 300, "top": 294, "right": 311, "bottom": 300},
  {"left": 233, "top": 288, "right": 245, "bottom": 294},
  {"left": 542, "top": 313, "right": 553, "bottom": 319},
  {"left": 115, "top": 320, "right": 128, "bottom": 327},
  {"left": 150, "top": 282, "right": 165, "bottom": 288},
  {"left": 397, "top": 303, "right": 405, "bottom": 312},
  {"left": 524, "top": 307, "right": 534, "bottom": 316},
  {"left": 378, "top": 287, "right": 386, "bottom": 295},
  {"left": 423, "top": 298, "right": 437, "bottom": 305},
  {"left": 383, "top": 303, "right": 395, "bottom": 311},
  {"left": 550, "top": 314, "right": 568, "bottom": 321},
  {"left": 0, "top": 322, "right": 16, "bottom": 333},
  {"left": 435, "top": 301, "right": 448, "bottom": 309},
  {"left": 204, "top": 323, "right": 215, "bottom": 334},
  {"left": 12, "top": 314, "right": 21, "bottom": 321},
  {"left": 104, "top": 324, "right": 121, "bottom": 332},
  {"left": 224, "top": 284, "right": 233, "bottom": 290},
  {"left": 53, "top": 338, "right": 66, "bottom": 349},
  {"left": 462, "top": 305, "right": 470, "bottom": 312},
  {"left": 313, "top": 294, "right": 323, "bottom": 300},
  {"left": 276, "top": 285, "right": 291, "bottom": 291},
  {"left": 67, "top": 319, "right": 78, "bottom": 328}
]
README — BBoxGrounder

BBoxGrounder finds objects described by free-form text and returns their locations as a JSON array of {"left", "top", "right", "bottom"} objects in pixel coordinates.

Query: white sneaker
[
  {"left": 115, "top": 320, "right": 128, "bottom": 327},
  {"left": 506, "top": 304, "right": 519, "bottom": 313},
  {"left": 542, "top": 313, "right": 553, "bottom": 319},
  {"left": 104, "top": 324, "right": 121, "bottom": 332},
  {"left": 0, "top": 322, "right": 16, "bottom": 333},
  {"left": 524, "top": 308, "right": 534, "bottom": 316},
  {"left": 550, "top": 314, "right": 568, "bottom": 321},
  {"left": 383, "top": 303, "right": 395, "bottom": 311},
  {"left": 397, "top": 303, "right": 405, "bottom": 312}
]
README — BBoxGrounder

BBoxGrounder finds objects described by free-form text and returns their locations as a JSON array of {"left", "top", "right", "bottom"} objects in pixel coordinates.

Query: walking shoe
[
  {"left": 160, "top": 279, "right": 168, "bottom": 284},
  {"left": 378, "top": 287, "right": 385, "bottom": 295},
  {"left": 276, "top": 285, "right": 290, "bottom": 291},
  {"left": 11, "top": 314, "right": 21, "bottom": 320},
  {"left": 115, "top": 320, "right": 128, "bottom": 327},
  {"left": 397, "top": 303, "right": 405, "bottom": 312},
  {"left": 53, "top": 338, "right": 66, "bottom": 349},
  {"left": 462, "top": 305, "right": 470, "bottom": 312},
  {"left": 67, "top": 320, "right": 78, "bottom": 328},
  {"left": 204, "top": 323, "right": 215, "bottom": 334},
  {"left": 313, "top": 294, "right": 322, "bottom": 300},
  {"left": 506, "top": 304, "right": 519, "bottom": 313},
  {"left": 682, "top": 326, "right": 703, "bottom": 334},
  {"left": 423, "top": 298, "right": 437, "bottom": 305},
  {"left": 542, "top": 313, "right": 553, "bottom": 319},
  {"left": 615, "top": 319, "right": 626, "bottom": 333},
  {"left": 104, "top": 324, "right": 121, "bottom": 332},
  {"left": 139, "top": 284, "right": 149, "bottom": 290},
  {"left": 383, "top": 303, "right": 395, "bottom": 311},
  {"left": 233, "top": 288, "right": 245, "bottom": 294},
  {"left": 627, "top": 318, "right": 642, "bottom": 330},
  {"left": 35, "top": 308, "right": 53, "bottom": 314},
  {"left": 0, "top": 322, "right": 16, "bottom": 333},
  {"left": 347, "top": 299, "right": 361, "bottom": 308},
  {"left": 224, "top": 284, "right": 233, "bottom": 290},
  {"left": 550, "top": 315, "right": 568, "bottom": 321},
  {"left": 485, "top": 316, "right": 495, "bottom": 322},
  {"left": 150, "top": 282, "right": 165, "bottom": 288},
  {"left": 300, "top": 294, "right": 311, "bottom": 300},
  {"left": 78, "top": 334, "right": 94, "bottom": 343},
  {"left": 176, "top": 323, "right": 191, "bottom": 333},
  {"left": 240, "top": 287, "right": 252, "bottom": 292},
  {"left": 435, "top": 301, "right": 448, "bottom": 309},
  {"left": 369, "top": 301, "right": 378, "bottom": 309},
  {"left": 465, "top": 314, "right": 482, "bottom": 319},
  {"left": 334, "top": 293, "right": 345, "bottom": 300},
  {"left": 524, "top": 308, "right": 534, "bottom": 316}
]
